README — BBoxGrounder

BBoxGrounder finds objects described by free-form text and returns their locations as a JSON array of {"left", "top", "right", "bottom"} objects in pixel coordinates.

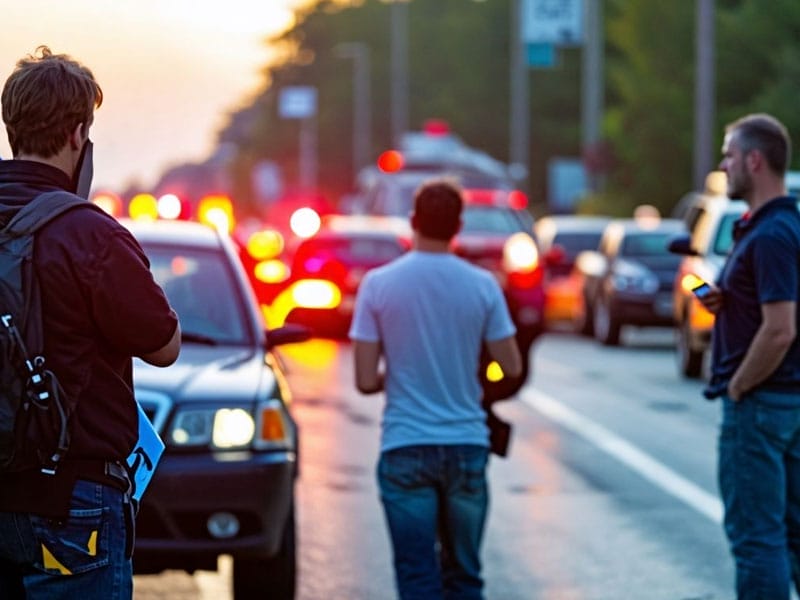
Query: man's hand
[{"left": 697, "top": 284, "right": 724, "bottom": 314}]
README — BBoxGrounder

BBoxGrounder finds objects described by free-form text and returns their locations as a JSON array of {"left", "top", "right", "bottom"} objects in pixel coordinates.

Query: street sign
[
  {"left": 527, "top": 42, "right": 556, "bottom": 68},
  {"left": 522, "top": 0, "right": 583, "bottom": 47},
  {"left": 279, "top": 86, "right": 318, "bottom": 119}
]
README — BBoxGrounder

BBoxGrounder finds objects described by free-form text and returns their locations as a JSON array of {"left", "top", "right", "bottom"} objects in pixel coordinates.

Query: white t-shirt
[{"left": 349, "top": 250, "right": 516, "bottom": 452}]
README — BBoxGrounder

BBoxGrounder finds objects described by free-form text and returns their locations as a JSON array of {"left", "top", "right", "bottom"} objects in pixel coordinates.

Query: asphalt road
[{"left": 135, "top": 326, "right": 747, "bottom": 599}]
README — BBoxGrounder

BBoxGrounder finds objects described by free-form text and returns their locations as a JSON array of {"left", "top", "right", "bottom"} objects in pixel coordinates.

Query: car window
[
  {"left": 552, "top": 231, "right": 604, "bottom": 258},
  {"left": 621, "top": 233, "right": 674, "bottom": 256},
  {"left": 296, "top": 237, "right": 405, "bottom": 266},
  {"left": 461, "top": 206, "right": 527, "bottom": 234},
  {"left": 144, "top": 245, "right": 249, "bottom": 344},
  {"left": 713, "top": 212, "right": 740, "bottom": 255}
]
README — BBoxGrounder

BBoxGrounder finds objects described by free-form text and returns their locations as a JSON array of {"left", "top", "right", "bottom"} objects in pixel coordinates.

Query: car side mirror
[
  {"left": 667, "top": 234, "right": 698, "bottom": 256},
  {"left": 266, "top": 323, "right": 312, "bottom": 349}
]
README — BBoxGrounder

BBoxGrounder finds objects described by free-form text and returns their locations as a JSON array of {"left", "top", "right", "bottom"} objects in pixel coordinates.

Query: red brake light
[
  {"left": 377, "top": 150, "right": 404, "bottom": 173},
  {"left": 508, "top": 190, "right": 528, "bottom": 210},
  {"left": 423, "top": 119, "right": 450, "bottom": 136}
]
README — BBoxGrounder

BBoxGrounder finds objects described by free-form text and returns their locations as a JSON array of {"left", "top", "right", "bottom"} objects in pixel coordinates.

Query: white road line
[{"left": 521, "top": 388, "right": 724, "bottom": 524}]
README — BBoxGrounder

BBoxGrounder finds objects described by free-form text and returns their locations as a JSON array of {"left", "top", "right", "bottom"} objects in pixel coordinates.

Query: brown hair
[
  {"left": 2, "top": 46, "right": 102, "bottom": 158},
  {"left": 726, "top": 113, "right": 791, "bottom": 176},
  {"left": 413, "top": 179, "right": 463, "bottom": 241}
]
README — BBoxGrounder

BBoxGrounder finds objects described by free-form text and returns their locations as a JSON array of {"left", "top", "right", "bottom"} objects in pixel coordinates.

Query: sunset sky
[{"left": 0, "top": 1, "right": 311, "bottom": 192}]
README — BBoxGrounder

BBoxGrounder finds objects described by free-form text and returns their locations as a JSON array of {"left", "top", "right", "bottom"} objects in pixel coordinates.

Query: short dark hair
[
  {"left": 2, "top": 46, "right": 102, "bottom": 158},
  {"left": 726, "top": 113, "right": 791, "bottom": 175},
  {"left": 413, "top": 179, "right": 463, "bottom": 241}
]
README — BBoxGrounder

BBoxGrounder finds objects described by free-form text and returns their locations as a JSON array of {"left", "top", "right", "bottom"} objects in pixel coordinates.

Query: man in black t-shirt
[
  {"left": 0, "top": 46, "right": 180, "bottom": 599},
  {"left": 699, "top": 113, "right": 800, "bottom": 598}
]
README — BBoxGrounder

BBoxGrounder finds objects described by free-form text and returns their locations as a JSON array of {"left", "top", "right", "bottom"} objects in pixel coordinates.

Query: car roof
[
  {"left": 605, "top": 217, "right": 686, "bottom": 235},
  {"left": 119, "top": 218, "right": 224, "bottom": 250},
  {"left": 309, "top": 214, "right": 412, "bottom": 241}
]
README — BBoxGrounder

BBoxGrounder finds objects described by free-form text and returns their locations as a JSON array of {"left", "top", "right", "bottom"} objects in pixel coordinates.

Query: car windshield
[
  {"left": 461, "top": 205, "right": 527, "bottom": 234},
  {"left": 621, "top": 232, "right": 674, "bottom": 256},
  {"left": 143, "top": 245, "right": 250, "bottom": 345},
  {"left": 713, "top": 212, "right": 740, "bottom": 255},
  {"left": 296, "top": 237, "right": 405, "bottom": 267},
  {"left": 552, "top": 231, "right": 603, "bottom": 257}
]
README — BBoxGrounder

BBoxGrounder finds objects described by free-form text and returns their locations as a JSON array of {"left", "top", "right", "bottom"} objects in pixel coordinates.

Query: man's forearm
[{"left": 730, "top": 326, "right": 794, "bottom": 400}]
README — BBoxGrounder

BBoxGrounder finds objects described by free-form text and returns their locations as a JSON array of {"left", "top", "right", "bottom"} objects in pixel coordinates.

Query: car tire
[
  {"left": 232, "top": 504, "right": 296, "bottom": 600},
  {"left": 677, "top": 319, "right": 703, "bottom": 378},
  {"left": 594, "top": 297, "right": 621, "bottom": 346}
]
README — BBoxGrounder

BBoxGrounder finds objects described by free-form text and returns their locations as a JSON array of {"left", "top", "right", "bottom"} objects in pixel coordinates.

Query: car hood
[{"left": 133, "top": 344, "right": 273, "bottom": 403}]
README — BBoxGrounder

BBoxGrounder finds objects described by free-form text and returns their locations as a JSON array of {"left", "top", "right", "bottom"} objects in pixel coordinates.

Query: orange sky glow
[{"left": 0, "top": 1, "right": 316, "bottom": 192}]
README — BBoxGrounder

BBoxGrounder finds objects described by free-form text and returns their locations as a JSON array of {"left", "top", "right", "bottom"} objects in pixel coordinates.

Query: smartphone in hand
[{"left": 692, "top": 282, "right": 712, "bottom": 299}]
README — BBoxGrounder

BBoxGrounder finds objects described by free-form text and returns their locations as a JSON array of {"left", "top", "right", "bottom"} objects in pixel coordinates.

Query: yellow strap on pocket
[{"left": 42, "top": 544, "right": 72, "bottom": 575}]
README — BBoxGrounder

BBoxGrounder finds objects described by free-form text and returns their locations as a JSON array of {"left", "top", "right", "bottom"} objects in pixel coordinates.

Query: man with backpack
[{"left": 0, "top": 47, "right": 180, "bottom": 599}]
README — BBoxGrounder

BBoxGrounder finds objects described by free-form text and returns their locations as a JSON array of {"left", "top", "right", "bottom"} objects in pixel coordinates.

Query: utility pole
[
  {"left": 582, "top": 0, "right": 604, "bottom": 192},
  {"left": 509, "top": 0, "right": 530, "bottom": 185},
  {"left": 693, "top": 0, "right": 715, "bottom": 191},
  {"left": 336, "top": 43, "right": 372, "bottom": 183},
  {"left": 391, "top": 1, "right": 409, "bottom": 146}
]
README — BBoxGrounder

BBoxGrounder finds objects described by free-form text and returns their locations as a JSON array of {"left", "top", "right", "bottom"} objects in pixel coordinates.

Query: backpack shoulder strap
[{"left": 4, "top": 191, "right": 99, "bottom": 237}]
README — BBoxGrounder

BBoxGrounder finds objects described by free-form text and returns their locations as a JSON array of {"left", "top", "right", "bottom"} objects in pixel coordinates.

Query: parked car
[
  {"left": 668, "top": 194, "right": 748, "bottom": 377},
  {"left": 276, "top": 213, "right": 411, "bottom": 337},
  {"left": 122, "top": 218, "right": 309, "bottom": 599},
  {"left": 534, "top": 214, "right": 611, "bottom": 329},
  {"left": 575, "top": 216, "right": 686, "bottom": 346}
]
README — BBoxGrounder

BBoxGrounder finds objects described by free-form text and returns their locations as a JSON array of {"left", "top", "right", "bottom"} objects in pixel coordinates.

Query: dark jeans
[
  {"left": 0, "top": 479, "right": 132, "bottom": 600},
  {"left": 719, "top": 390, "right": 800, "bottom": 599},
  {"left": 378, "top": 444, "right": 490, "bottom": 600}
]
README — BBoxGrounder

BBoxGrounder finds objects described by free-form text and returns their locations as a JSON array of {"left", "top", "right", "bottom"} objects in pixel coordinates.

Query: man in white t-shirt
[{"left": 349, "top": 179, "right": 522, "bottom": 600}]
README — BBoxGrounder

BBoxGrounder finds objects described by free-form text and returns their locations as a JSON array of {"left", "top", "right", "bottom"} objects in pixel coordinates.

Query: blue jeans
[
  {"left": 0, "top": 479, "right": 132, "bottom": 600},
  {"left": 719, "top": 390, "right": 800, "bottom": 599},
  {"left": 378, "top": 444, "right": 490, "bottom": 600}
]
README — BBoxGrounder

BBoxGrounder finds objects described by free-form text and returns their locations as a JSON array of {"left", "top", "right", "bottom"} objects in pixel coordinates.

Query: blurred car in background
[
  {"left": 123, "top": 218, "right": 309, "bottom": 599},
  {"left": 534, "top": 215, "right": 611, "bottom": 330},
  {"left": 668, "top": 194, "right": 747, "bottom": 377},
  {"left": 271, "top": 214, "right": 412, "bottom": 337},
  {"left": 575, "top": 215, "right": 686, "bottom": 346}
]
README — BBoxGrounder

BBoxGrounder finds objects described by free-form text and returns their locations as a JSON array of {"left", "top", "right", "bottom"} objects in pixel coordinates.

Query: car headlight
[
  {"left": 611, "top": 260, "right": 659, "bottom": 293},
  {"left": 168, "top": 400, "right": 293, "bottom": 450}
]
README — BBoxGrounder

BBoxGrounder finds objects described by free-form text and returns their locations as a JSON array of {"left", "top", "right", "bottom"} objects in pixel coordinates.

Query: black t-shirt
[
  {"left": 0, "top": 160, "right": 178, "bottom": 516},
  {"left": 710, "top": 196, "right": 800, "bottom": 393}
]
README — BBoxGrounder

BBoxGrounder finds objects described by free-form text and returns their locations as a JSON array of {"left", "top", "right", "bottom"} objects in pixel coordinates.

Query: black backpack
[{"left": 0, "top": 191, "right": 97, "bottom": 475}]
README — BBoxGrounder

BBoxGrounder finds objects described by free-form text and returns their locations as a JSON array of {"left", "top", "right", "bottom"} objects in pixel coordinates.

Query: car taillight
[
  {"left": 503, "top": 233, "right": 539, "bottom": 272},
  {"left": 247, "top": 229, "right": 284, "bottom": 260},
  {"left": 254, "top": 259, "right": 290, "bottom": 284},
  {"left": 504, "top": 233, "right": 542, "bottom": 288},
  {"left": 291, "top": 279, "right": 342, "bottom": 309}
]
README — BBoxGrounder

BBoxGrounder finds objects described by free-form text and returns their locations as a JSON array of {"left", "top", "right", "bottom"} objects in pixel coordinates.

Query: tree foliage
[{"left": 217, "top": 0, "right": 800, "bottom": 219}]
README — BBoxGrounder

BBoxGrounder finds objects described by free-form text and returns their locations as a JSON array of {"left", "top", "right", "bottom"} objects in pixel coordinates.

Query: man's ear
[
  {"left": 68, "top": 122, "right": 85, "bottom": 151},
  {"left": 746, "top": 149, "right": 763, "bottom": 173}
]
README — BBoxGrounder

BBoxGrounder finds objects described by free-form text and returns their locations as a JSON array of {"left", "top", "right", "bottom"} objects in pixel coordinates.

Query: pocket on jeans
[
  {"left": 29, "top": 482, "right": 110, "bottom": 575},
  {"left": 459, "top": 446, "right": 489, "bottom": 495},
  {"left": 379, "top": 449, "right": 423, "bottom": 489},
  {"left": 754, "top": 403, "right": 798, "bottom": 446}
]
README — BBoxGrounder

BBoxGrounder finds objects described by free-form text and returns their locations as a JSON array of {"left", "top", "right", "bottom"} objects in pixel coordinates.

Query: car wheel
[
  {"left": 676, "top": 318, "right": 703, "bottom": 378},
  {"left": 594, "top": 297, "right": 621, "bottom": 346},
  {"left": 233, "top": 504, "right": 296, "bottom": 600}
]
